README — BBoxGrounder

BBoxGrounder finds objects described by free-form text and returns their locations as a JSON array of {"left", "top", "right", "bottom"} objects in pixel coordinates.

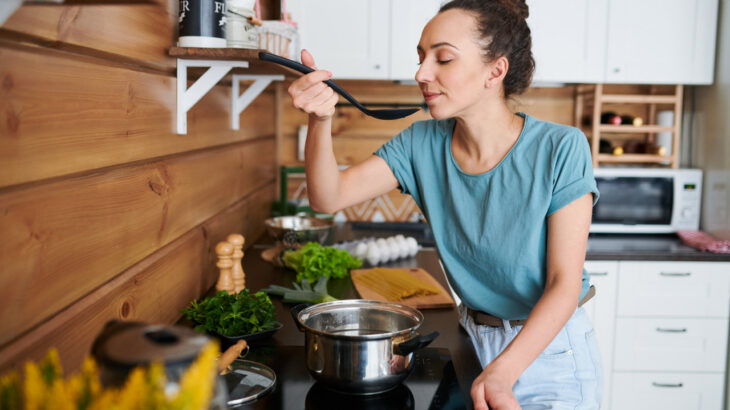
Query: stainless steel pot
[{"left": 291, "top": 300, "right": 439, "bottom": 394}]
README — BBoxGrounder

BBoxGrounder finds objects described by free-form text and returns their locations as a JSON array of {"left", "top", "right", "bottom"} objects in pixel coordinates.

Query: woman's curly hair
[{"left": 439, "top": 0, "right": 535, "bottom": 98}]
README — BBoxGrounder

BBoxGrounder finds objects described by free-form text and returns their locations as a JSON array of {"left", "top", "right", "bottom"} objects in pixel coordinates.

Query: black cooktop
[{"left": 235, "top": 346, "right": 466, "bottom": 410}]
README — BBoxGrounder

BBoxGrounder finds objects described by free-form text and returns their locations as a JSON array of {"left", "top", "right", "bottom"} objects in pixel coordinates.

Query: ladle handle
[{"left": 258, "top": 52, "right": 366, "bottom": 111}]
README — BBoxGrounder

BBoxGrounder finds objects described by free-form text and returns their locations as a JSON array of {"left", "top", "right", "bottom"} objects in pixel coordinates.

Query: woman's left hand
[{"left": 471, "top": 362, "right": 521, "bottom": 410}]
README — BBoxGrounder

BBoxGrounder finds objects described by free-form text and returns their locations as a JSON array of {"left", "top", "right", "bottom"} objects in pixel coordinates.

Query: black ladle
[{"left": 259, "top": 52, "right": 421, "bottom": 120}]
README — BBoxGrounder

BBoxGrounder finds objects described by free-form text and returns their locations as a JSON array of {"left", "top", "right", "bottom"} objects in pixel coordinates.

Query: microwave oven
[{"left": 590, "top": 168, "right": 702, "bottom": 234}]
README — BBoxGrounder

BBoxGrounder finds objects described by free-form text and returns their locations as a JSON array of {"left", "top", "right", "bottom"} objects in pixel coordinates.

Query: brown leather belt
[{"left": 467, "top": 285, "right": 596, "bottom": 327}]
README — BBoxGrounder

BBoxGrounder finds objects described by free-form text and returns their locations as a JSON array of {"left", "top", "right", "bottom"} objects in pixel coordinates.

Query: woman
[{"left": 287, "top": 0, "right": 601, "bottom": 408}]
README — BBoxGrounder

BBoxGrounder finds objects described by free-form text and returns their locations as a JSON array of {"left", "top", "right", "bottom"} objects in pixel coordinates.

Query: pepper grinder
[
  {"left": 227, "top": 233, "right": 246, "bottom": 293},
  {"left": 215, "top": 241, "right": 235, "bottom": 294}
]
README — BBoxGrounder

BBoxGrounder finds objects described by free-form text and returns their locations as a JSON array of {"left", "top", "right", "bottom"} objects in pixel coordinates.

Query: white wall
[{"left": 691, "top": 0, "right": 730, "bottom": 241}]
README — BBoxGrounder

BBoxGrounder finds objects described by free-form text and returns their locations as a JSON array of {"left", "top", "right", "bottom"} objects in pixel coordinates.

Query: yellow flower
[
  {"left": 38, "top": 349, "right": 62, "bottom": 386},
  {"left": 0, "top": 371, "right": 22, "bottom": 410},
  {"left": 23, "top": 361, "right": 45, "bottom": 410},
  {"left": 170, "top": 343, "right": 219, "bottom": 410}
]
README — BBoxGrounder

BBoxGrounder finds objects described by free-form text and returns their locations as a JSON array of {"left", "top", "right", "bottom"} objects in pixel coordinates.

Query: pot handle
[
  {"left": 393, "top": 331, "right": 439, "bottom": 356},
  {"left": 290, "top": 303, "right": 311, "bottom": 332}
]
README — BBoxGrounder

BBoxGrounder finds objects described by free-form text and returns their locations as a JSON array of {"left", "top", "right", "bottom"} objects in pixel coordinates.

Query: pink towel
[{"left": 677, "top": 230, "right": 730, "bottom": 254}]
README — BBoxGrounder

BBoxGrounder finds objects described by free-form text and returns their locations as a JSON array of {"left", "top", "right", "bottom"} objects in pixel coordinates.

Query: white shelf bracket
[
  {"left": 176, "top": 58, "right": 249, "bottom": 134},
  {"left": 231, "top": 74, "right": 285, "bottom": 130}
]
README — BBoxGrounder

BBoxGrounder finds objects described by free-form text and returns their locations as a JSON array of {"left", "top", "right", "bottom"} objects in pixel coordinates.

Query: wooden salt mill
[
  {"left": 215, "top": 241, "right": 235, "bottom": 294},
  {"left": 227, "top": 233, "right": 246, "bottom": 293}
]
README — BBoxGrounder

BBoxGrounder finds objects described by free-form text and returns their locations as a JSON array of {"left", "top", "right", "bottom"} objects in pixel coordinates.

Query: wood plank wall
[
  {"left": 0, "top": 1, "right": 280, "bottom": 373},
  {"left": 278, "top": 81, "right": 577, "bottom": 221}
]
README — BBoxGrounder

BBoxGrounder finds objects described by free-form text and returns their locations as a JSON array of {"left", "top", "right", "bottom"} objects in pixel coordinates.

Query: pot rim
[{"left": 294, "top": 299, "right": 424, "bottom": 341}]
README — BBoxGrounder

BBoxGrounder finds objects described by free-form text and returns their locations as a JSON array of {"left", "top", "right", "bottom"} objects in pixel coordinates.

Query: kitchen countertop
[
  {"left": 335, "top": 222, "right": 730, "bottom": 262},
  {"left": 243, "top": 245, "right": 481, "bottom": 409},
  {"left": 237, "top": 222, "right": 729, "bottom": 407}
]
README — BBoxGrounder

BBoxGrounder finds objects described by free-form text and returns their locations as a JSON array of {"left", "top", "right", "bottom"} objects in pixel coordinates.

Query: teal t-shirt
[{"left": 375, "top": 113, "right": 599, "bottom": 320}]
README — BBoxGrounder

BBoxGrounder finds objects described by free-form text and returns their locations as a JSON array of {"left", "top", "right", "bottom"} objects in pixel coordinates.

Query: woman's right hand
[{"left": 287, "top": 49, "right": 339, "bottom": 121}]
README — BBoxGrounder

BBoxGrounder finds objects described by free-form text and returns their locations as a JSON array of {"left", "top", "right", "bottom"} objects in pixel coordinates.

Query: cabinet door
[
  {"left": 583, "top": 261, "right": 618, "bottom": 410},
  {"left": 617, "top": 261, "right": 730, "bottom": 318},
  {"left": 295, "top": 0, "right": 390, "bottom": 79},
  {"left": 605, "top": 0, "right": 719, "bottom": 84},
  {"left": 611, "top": 372, "right": 724, "bottom": 410},
  {"left": 526, "top": 0, "right": 608, "bottom": 83},
  {"left": 389, "top": 0, "right": 442, "bottom": 81}
]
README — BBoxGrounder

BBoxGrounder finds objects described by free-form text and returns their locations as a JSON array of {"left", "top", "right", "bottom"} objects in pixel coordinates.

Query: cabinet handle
[
  {"left": 374, "top": 64, "right": 381, "bottom": 70},
  {"left": 660, "top": 272, "right": 691, "bottom": 277},
  {"left": 589, "top": 272, "right": 608, "bottom": 276},
  {"left": 656, "top": 327, "right": 687, "bottom": 333},
  {"left": 652, "top": 382, "right": 683, "bottom": 388}
]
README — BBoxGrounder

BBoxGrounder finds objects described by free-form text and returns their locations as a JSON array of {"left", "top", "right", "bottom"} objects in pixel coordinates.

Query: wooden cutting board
[{"left": 350, "top": 267, "right": 455, "bottom": 309}]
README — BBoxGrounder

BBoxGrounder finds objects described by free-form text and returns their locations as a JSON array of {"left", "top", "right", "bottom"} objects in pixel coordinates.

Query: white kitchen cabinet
[
  {"left": 604, "top": 0, "right": 719, "bottom": 84},
  {"left": 293, "top": 0, "right": 390, "bottom": 79},
  {"left": 611, "top": 372, "right": 724, "bottom": 410},
  {"left": 526, "top": 0, "right": 608, "bottom": 84},
  {"left": 613, "top": 317, "right": 728, "bottom": 372},
  {"left": 291, "top": 0, "right": 719, "bottom": 84},
  {"left": 389, "top": 0, "right": 442, "bottom": 81},
  {"left": 617, "top": 261, "right": 730, "bottom": 318},
  {"left": 590, "top": 260, "right": 730, "bottom": 410},
  {"left": 583, "top": 261, "right": 618, "bottom": 410},
  {"left": 291, "top": 0, "right": 441, "bottom": 80}
]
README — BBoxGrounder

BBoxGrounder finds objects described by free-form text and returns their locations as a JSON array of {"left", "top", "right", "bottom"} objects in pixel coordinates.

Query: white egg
[
  {"left": 378, "top": 241, "right": 391, "bottom": 263},
  {"left": 386, "top": 237, "right": 399, "bottom": 260},
  {"left": 406, "top": 237, "right": 419, "bottom": 257},
  {"left": 355, "top": 242, "right": 368, "bottom": 259},
  {"left": 395, "top": 236, "right": 409, "bottom": 259},
  {"left": 366, "top": 242, "right": 381, "bottom": 266}
]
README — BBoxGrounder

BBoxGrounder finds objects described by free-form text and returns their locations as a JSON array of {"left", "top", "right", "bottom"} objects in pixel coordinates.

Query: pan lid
[
  {"left": 224, "top": 360, "right": 277, "bottom": 407},
  {"left": 92, "top": 321, "right": 209, "bottom": 367}
]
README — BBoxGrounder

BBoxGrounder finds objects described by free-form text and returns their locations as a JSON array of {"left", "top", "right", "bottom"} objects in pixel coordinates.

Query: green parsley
[{"left": 181, "top": 289, "right": 277, "bottom": 337}]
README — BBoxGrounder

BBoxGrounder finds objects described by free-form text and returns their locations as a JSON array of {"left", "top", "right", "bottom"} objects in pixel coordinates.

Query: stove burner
[{"left": 305, "top": 382, "right": 415, "bottom": 410}]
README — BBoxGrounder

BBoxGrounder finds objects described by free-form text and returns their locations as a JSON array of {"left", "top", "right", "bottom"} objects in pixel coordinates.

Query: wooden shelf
[
  {"left": 168, "top": 47, "right": 300, "bottom": 78},
  {"left": 597, "top": 154, "right": 674, "bottom": 163},
  {"left": 169, "top": 47, "right": 287, "bottom": 134},
  {"left": 574, "top": 84, "right": 683, "bottom": 168},
  {"left": 598, "top": 125, "right": 675, "bottom": 133},
  {"left": 600, "top": 94, "right": 679, "bottom": 104}
]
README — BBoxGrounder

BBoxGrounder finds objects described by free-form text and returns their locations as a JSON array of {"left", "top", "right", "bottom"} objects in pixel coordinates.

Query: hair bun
[{"left": 502, "top": 0, "right": 529, "bottom": 19}]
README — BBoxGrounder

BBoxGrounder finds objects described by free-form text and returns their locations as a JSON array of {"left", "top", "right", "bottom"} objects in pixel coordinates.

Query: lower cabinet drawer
[
  {"left": 611, "top": 372, "right": 724, "bottom": 410},
  {"left": 613, "top": 318, "right": 728, "bottom": 372}
]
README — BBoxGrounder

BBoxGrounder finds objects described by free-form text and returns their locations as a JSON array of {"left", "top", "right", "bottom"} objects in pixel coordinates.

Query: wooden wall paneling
[
  {"left": 0, "top": 138, "right": 275, "bottom": 347},
  {"left": 199, "top": 186, "right": 274, "bottom": 291},
  {"left": 510, "top": 86, "right": 577, "bottom": 127},
  {"left": 2, "top": 0, "right": 283, "bottom": 69},
  {"left": 281, "top": 134, "right": 389, "bottom": 166},
  {"left": 0, "top": 185, "right": 274, "bottom": 374},
  {"left": 2, "top": 4, "right": 177, "bottom": 71},
  {"left": 0, "top": 46, "right": 275, "bottom": 188}
]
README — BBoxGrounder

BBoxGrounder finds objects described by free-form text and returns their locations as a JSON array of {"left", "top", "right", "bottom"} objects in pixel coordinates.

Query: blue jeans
[{"left": 459, "top": 305, "right": 602, "bottom": 409}]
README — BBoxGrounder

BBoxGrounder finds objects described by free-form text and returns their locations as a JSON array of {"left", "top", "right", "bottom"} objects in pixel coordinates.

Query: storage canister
[{"left": 178, "top": 0, "right": 227, "bottom": 48}]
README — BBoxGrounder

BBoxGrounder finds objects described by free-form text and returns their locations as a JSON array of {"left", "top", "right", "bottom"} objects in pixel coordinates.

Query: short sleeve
[
  {"left": 548, "top": 130, "right": 600, "bottom": 216},
  {"left": 374, "top": 124, "right": 419, "bottom": 198}
]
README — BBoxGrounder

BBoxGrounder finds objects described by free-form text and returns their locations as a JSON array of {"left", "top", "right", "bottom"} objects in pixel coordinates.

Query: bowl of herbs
[{"left": 182, "top": 289, "right": 281, "bottom": 348}]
